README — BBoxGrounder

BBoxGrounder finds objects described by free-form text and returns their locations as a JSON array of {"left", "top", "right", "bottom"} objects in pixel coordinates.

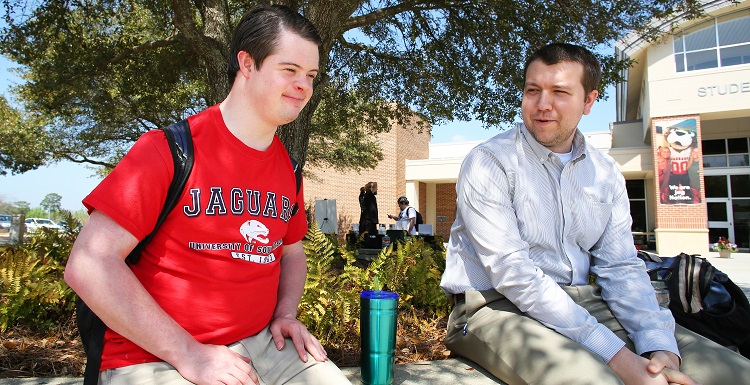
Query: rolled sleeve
[{"left": 590, "top": 169, "right": 679, "bottom": 358}]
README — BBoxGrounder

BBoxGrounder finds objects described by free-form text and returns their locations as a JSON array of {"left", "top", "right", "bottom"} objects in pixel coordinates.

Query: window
[
  {"left": 674, "top": 10, "right": 750, "bottom": 72},
  {"left": 702, "top": 137, "right": 750, "bottom": 168}
]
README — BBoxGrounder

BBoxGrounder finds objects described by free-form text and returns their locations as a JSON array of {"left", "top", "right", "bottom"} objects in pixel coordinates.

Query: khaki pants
[
  {"left": 445, "top": 287, "right": 750, "bottom": 385},
  {"left": 99, "top": 327, "right": 351, "bottom": 385}
]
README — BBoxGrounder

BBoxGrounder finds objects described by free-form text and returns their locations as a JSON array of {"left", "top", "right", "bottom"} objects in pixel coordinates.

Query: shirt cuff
[
  {"left": 580, "top": 323, "right": 626, "bottom": 363},
  {"left": 630, "top": 329, "right": 681, "bottom": 360}
]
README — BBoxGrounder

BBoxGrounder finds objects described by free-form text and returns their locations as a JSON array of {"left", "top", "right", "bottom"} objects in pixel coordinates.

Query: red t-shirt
[{"left": 83, "top": 104, "right": 308, "bottom": 370}]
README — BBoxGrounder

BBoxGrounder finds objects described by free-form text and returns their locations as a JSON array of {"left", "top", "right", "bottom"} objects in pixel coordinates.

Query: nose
[
  {"left": 294, "top": 75, "right": 313, "bottom": 93},
  {"left": 537, "top": 91, "right": 552, "bottom": 111}
]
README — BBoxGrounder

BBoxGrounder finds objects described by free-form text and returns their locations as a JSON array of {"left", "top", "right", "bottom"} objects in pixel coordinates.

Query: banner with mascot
[{"left": 655, "top": 118, "right": 701, "bottom": 205}]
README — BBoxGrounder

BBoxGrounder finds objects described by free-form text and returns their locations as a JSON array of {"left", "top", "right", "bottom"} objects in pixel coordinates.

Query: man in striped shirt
[{"left": 440, "top": 43, "right": 750, "bottom": 385}]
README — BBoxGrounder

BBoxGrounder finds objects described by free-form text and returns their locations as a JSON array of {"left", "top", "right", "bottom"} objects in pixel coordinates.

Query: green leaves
[
  {"left": 0, "top": 0, "right": 703, "bottom": 175},
  {"left": 299, "top": 224, "right": 449, "bottom": 348},
  {"left": 0, "top": 210, "right": 82, "bottom": 332},
  {"left": 0, "top": 96, "right": 50, "bottom": 175}
]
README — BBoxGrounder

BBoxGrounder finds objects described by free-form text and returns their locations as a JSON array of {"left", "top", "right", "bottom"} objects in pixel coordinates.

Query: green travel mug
[{"left": 360, "top": 290, "right": 399, "bottom": 385}]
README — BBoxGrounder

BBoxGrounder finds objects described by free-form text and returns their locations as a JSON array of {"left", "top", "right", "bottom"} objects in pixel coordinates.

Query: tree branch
[
  {"left": 109, "top": 35, "right": 182, "bottom": 65},
  {"left": 170, "top": 0, "right": 213, "bottom": 53},
  {"left": 336, "top": 38, "right": 409, "bottom": 62},
  {"left": 344, "top": 0, "right": 462, "bottom": 31},
  {"left": 58, "top": 153, "right": 116, "bottom": 169}
]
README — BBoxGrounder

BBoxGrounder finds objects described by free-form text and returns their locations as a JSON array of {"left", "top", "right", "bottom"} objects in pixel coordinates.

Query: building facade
[
  {"left": 612, "top": 0, "right": 750, "bottom": 254},
  {"left": 303, "top": 121, "right": 430, "bottom": 237}
]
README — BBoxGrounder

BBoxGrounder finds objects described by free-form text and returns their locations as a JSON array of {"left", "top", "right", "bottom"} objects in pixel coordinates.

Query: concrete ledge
[
  {"left": 341, "top": 358, "right": 506, "bottom": 384},
  {"left": 0, "top": 358, "right": 506, "bottom": 385}
]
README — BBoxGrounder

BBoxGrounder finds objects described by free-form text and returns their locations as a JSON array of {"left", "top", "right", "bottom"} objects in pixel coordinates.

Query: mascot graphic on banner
[{"left": 657, "top": 119, "right": 701, "bottom": 204}]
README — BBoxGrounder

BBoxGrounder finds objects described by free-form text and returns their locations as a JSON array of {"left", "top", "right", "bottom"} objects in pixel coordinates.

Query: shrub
[
  {"left": 1, "top": 212, "right": 449, "bottom": 360},
  {"left": 0, "top": 211, "right": 81, "bottom": 332},
  {"left": 299, "top": 225, "right": 449, "bottom": 351}
]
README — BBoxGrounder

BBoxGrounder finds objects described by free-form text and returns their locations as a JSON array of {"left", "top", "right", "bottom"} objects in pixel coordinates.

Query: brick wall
[
  {"left": 435, "top": 183, "right": 457, "bottom": 240},
  {"left": 303, "top": 120, "right": 429, "bottom": 238},
  {"left": 418, "top": 182, "right": 426, "bottom": 218},
  {"left": 652, "top": 115, "right": 707, "bottom": 229}
]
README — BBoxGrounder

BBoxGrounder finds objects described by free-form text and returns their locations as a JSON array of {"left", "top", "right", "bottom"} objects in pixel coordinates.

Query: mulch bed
[{"left": 1, "top": 312, "right": 450, "bottom": 378}]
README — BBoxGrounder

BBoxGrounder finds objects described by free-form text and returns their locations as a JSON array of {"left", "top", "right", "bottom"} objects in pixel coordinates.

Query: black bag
[
  {"left": 409, "top": 207, "right": 424, "bottom": 230},
  {"left": 75, "top": 120, "right": 302, "bottom": 384},
  {"left": 638, "top": 251, "right": 750, "bottom": 357}
]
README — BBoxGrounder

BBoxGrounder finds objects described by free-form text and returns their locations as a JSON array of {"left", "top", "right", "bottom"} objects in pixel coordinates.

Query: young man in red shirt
[{"left": 65, "top": 5, "right": 351, "bottom": 385}]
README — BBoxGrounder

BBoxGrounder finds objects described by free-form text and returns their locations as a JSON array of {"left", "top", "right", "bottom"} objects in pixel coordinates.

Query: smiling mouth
[{"left": 284, "top": 95, "right": 306, "bottom": 106}]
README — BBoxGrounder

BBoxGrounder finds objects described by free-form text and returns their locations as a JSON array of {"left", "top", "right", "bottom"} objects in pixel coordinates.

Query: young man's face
[
  {"left": 521, "top": 60, "right": 598, "bottom": 153},
  {"left": 245, "top": 30, "right": 320, "bottom": 127}
]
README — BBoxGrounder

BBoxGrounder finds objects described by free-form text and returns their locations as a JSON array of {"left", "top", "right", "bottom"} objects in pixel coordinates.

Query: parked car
[
  {"left": 0, "top": 214, "right": 11, "bottom": 231},
  {"left": 25, "top": 217, "right": 61, "bottom": 233}
]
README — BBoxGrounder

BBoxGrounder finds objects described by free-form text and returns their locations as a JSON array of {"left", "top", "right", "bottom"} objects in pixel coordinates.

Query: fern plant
[
  {"left": 299, "top": 224, "right": 359, "bottom": 346},
  {"left": 0, "top": 211, "right": 81, "bottom": 332},
  {"left": 0, "top": 245, "right": 73, "bottom": 331},
  {"left": 298, "top": 225, "right": 450, "bottom": 351}
]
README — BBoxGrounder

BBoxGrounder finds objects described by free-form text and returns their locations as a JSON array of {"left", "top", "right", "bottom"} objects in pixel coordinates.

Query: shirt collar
[{"left": 519, "top": 123, "right": 587, "bottom": 163}]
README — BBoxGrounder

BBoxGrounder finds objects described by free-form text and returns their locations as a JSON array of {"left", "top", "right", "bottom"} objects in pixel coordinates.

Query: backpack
[
  {"left": 409, "top": 207, "right": 423, "bottom": 230},
  {"left": 637, "top": 251, "right": 750, "bottom": 357},
  {"left": 76, "top": 120, "right": 303, "bottom": 384}
]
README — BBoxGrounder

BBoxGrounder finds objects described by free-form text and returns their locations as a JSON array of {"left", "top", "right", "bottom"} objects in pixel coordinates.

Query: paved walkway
[
  {"left": 3, "top": 252, "right": 748, "bottom": 385},
  {"left": 702, "top": 251, "right": 750, "bottom": 297},
  {"left": 0, "top": 358, "right": 504, "bottom": 385}
]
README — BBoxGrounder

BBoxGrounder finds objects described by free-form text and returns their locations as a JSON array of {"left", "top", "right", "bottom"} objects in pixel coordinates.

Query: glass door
[
  {"left": 704, "top": 173, "right": 750, "bottom": 250},
  {"left": 705, "top": 175, "right": 733, "bottom": 245},
  {"left": 729, "top": 174, "right": 750, "bottom": 249}
]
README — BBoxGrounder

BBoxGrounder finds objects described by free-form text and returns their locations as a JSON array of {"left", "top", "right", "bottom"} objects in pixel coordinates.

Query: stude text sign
[{"left": 697, "top": 82, "right": 750, "bottom": 97}]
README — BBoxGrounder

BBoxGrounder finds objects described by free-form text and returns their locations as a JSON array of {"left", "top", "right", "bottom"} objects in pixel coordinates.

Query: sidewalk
[
  {"left": 701, "top": 251, "right": 750, "bottom": 297},
  {"left": 0, "top": 358, "right": 505, "bottom": 385},
  {"left": 3, "top": 252, "right": 748, "bottom": 385}
]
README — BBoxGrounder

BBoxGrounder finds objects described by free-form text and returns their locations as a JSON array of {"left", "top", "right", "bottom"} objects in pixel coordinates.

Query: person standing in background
[
  {"left": 358, "top": 182, "right": 379, "bottom": 234},
  {"left": 387, "top": 196, "right": 417, "bottom": 235}
]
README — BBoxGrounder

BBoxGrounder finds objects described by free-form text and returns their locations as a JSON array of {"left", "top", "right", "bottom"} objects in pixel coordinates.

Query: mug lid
[{"left": 361, "top": 290, "right": 399, "bottom": 300}]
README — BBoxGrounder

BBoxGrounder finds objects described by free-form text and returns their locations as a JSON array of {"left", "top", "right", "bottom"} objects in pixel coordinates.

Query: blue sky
[{"left": 0, "top": 54, "right": 616, "bottom": 211}]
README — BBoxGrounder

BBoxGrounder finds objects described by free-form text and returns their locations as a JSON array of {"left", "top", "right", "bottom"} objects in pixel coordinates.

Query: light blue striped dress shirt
[{"left": 440, "top": 123, "right": 679, "bottom": 362}]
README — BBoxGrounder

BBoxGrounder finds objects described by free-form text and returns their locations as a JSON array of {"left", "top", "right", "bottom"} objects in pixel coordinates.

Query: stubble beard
[{"left": 527, "top": 122, "right": 577, "bottom": 152}]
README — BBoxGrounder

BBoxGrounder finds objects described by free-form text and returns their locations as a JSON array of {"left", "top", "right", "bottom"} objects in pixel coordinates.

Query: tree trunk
[
  {"left": 172, "top": 0, "right": 232, "bottom": 105},
  {"left": 278, "top": 91, "right": 323, "bottom": 169},
  {"left": 275, "top": 0, "right": 362, "bottom": 169}
]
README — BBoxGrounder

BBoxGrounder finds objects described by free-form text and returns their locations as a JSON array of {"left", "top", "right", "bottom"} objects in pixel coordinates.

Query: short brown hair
[
  {"left": 523, "top": 43, "right": 601, "bottom": 95},
  {"left": 227, "top": 5, "right": 322, "bottom": 87}
]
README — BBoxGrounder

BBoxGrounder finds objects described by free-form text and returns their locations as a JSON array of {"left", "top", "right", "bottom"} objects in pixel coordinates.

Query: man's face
[
  {"left": 398, "top": 203, "right": 407, "bottom": 210},
  {"left": 245, "top": 30, "right": 319, "bottom": 127},
  {"left": 521, "top": 60, "right": 598, "bottom": 153}
]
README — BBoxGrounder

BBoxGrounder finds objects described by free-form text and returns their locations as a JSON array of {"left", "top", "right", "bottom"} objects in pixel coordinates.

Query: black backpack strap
[
  {"left": 77, "top": 299, "right": 106, "bottom": 385},
  {"left": 125, "top": 120, "right": 194, "bottom": 265},
  {"left": 289, "top": 156, "right": 302, "bottom": 217},
  {"left": 78, "top": 120, "right": 194, "bottom": 385}
]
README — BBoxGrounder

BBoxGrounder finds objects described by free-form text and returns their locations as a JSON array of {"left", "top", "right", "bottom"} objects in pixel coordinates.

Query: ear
[
  {"left": 582, "top": 89, "right": 599, "bottom": 115},
  {"left": 237, "top": 51, "right": 255, "bottom": 78}
]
